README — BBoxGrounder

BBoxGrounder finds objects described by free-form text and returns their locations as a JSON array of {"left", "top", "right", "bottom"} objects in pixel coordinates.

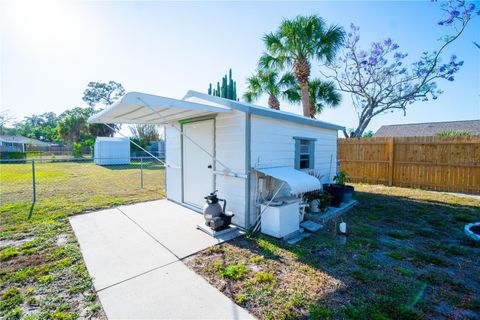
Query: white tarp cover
[
  {"left": 255, "top": 166, "right": 322, "bottom": 194},
  {"left": 88, "top": 92, "right": 231, "bottom": 124}
]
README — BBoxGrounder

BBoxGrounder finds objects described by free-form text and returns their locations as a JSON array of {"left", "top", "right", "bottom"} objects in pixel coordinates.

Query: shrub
[
  {"left": 235, "top": 294, "right": 247, "bottom": 304},
  {"left": 0, "top": 247, "right": 20, "bottom": 261},
  {"left": 0, "top": 287, "right": 23, "bottom": 313},
  {"left": 333, "top": 171, "right": 351, "bottom": 186},
  {"left": 219, "top": 263, "right": 249, "bottom": 280},
  {"left": 436, "top": 130, "right": 471, "bottom": 137},
  {"left": 254, "top": 271, "right": 276, "bottom": 284},
  {"left": 304, "top": 191, "right": 332, "bottom": 212},
  {"left": 73, "top": 143, "right": 82, "bottom": 158},
  {"left": 250, "top": 255, "right": 264, "bottom": 264},
  {"left": 0, "top": 152, "right": 25, "bottom": 160}
]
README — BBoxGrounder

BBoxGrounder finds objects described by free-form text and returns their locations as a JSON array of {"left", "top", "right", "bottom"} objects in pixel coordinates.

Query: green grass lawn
[
  {"left": 185, "top": 184, "right": 480, "bottom": 320},
  {"left": 0, "top": 161, "right": 164, "bottom": 319}
]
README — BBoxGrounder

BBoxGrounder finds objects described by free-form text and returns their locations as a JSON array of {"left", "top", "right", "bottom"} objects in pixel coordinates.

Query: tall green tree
[
  {"left": 129, "top": 124, "right": 159, "bottom": 146},
  {"left": 56, "top": 107, "right": 92, "bottom": 144},
  {"left": 243, "top": 70, "right": 297, "bottom": 110},
  {"left": 0, "top": 110, "right": 14, "bottom": 135},
  {"left": 14, "top": 112, "right": 59, "bottom": 141},
  {"left": 259, "top": 15, "right": 345, "bottom": 117},
  {"left": 82, "top": 81, "right": 125, "bottom": 137},
  {"left": 288, "top": 79, "right": 341, "bottom": 118},
  {"left": 82, "top": 81, "right": 125, "bottom": 109}
]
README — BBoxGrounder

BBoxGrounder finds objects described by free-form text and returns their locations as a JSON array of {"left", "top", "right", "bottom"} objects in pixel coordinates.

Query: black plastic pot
[
  {"left": 343, "top": 185, "right": 354, "bottom": 203},
  {"left": 323, "top": 184, "right": 344, "bottom": 207}
]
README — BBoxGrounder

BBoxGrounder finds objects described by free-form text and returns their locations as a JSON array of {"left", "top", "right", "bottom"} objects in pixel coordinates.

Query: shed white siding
[
  {"left": 164, "top": 112, "right": 248, "bottom": 227},
  {"left": 165, "top": 125, "right": 182, "bottom": 202},
  {"left": 214, "top": 111, "right": 247, "bottom": 227},
  {"left": 94, "top": 137, "right": 130, "bottom": 165},
  {"left": 249, "top": 115, "right": 338, "bottom": 226}
]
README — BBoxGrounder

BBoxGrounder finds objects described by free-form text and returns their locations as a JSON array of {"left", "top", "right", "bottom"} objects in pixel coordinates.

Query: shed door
[{"left": 182, "top": 119, "right": 215, "bottom": 208}]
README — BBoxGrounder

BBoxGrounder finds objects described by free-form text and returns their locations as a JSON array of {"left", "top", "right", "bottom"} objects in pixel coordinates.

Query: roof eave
[{"left": 183, "top": 90, "right": 345, "bottom": 131}]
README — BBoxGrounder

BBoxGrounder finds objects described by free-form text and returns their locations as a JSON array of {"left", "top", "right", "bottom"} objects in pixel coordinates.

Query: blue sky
[{"left": 1, "top": 0, "right": 479, "bottom": 135}]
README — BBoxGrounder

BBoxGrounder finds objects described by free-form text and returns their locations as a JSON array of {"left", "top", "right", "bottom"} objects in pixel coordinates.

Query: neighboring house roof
[
  {"left": 0, "top": 136, "right": 51, "bottom": 146},
  {"left": 183, "top": 90, "right": 345, "bottom": 131},
  {"left": 374, "top": 120, "right": 480, "bottom": 137}
]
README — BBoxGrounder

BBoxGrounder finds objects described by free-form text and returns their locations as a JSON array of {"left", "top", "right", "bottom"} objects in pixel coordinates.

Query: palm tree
[
  {"left": 243, "top": 70, "right": 297, "bottom": 110},
  {"left": 259, "top": 15, "right": 345, "bottom": 117},
  {"left": 289, "top": 79, "right": 342, "bottom": 118}
]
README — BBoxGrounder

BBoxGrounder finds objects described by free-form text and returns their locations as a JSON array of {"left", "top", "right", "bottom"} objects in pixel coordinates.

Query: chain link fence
[{"left": 0, "top": 157, "right": 165, "bottom": 208}]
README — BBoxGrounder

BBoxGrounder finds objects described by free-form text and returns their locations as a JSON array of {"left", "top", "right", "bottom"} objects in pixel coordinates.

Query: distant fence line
[
  {"left": 1, "top": 145, "right": 165, "bottom": 159},
  {"left": 25, "top": 145, "right": 92, "bottom": 156},
  {"left": 0, "top": 156, "right": 165, "bottom": 210},
  {"left": 338, "top": 135, "right": 480, "bottom": 195}
]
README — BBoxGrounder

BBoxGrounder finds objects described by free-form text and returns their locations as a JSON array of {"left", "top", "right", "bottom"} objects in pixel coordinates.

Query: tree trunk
[
  {"left": 268, "top": 94, "right": 280, "bottom": 110},
  {"left": 350, "top": 103, "right": 375, "bottom": 138},
  {"left": 309, "top": 103, "right": 316, "bottom": 119},
  {"left": 351, "top": 115, "right": 373, "bottom": 138},
  {"left": 300, "top": 84, "right": 311, "bottom": 117},
  {"left": 293, "top": 58, "right": 311, "bottom": 117}
]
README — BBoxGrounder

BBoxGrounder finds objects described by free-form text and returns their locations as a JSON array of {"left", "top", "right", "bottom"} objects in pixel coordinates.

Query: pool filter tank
[{"left": 203, "top": 190, "right": 234, "bottom": 231}]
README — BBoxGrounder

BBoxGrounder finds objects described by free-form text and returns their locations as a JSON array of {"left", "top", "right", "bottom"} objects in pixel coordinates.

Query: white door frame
[{"left": 181, "top": 117, "right": 216, "bottom": 208}]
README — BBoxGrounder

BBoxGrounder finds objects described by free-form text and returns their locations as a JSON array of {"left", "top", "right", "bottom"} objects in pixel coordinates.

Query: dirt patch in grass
[
  {"left": 185, "top": 184, "right": 480, "bottom": 319},
  {"left": 0, "top": 162, "right": 165, "bottom": 319}
]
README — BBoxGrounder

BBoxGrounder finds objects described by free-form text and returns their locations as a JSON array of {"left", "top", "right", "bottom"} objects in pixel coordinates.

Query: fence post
[
  {"left": 32, "top": 160, "right": 36, "bottom": 202},
  {"left": 140, "top": 157, "right": 144, "bottom": 189},
  {"left": 388, "top": 137, "right": 394, "bottom": 186}
]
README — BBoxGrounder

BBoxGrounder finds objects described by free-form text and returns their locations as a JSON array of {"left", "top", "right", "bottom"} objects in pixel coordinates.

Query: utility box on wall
[{"left": 94, "top": 137, "right": 130, "bottom": 165}]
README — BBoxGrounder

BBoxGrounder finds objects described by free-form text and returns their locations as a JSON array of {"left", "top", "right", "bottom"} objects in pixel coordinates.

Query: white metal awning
[
  {"left": 87, "top": 92, "right": 231, "bottom": 124},
  {"left": 255, "top": 166, "right": 322, "bottom": 194}
]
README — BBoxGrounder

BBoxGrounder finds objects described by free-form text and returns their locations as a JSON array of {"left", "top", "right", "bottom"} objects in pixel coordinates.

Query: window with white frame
[{"left": 294, "top": 137, "right": 315, "bottom": 170}]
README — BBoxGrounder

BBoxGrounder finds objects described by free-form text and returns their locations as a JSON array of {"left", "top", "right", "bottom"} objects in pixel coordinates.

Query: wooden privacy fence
[{"left": 338, "top": 136, "right": 480, "bottom": 194}]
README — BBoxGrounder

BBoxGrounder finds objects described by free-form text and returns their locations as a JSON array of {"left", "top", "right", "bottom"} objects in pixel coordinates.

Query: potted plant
[
  {"left": 334, "top": 171, "right": 354, "bottom": 203},
  {"left": 317, "top": 191, "right": 333, "bottom": 213},
  {"left": 304, "top": 191, "right": 332, "bottom": 213},
  {"left": 304, "top": 191, "right": 322, "bottom": 213},
  {"left": 323, "top": 183, "right": 344, "bottom": 207}
]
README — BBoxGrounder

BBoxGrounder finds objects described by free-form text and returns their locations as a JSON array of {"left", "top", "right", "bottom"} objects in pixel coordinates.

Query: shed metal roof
[
  {"left": 88, "top": 90, "right": 344, "bottom": 131},
  {"left": 183, "top": 90, "right": 345, "bottom": 131},
  {"left": 88, "top": 92, "right": 231, "bottom": 124}
]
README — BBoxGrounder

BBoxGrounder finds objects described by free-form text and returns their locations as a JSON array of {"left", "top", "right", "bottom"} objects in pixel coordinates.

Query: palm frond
[
  {"left": 262, "top": 32, "right": 285, "bottom": 55},
  {"left": 282, "top": 86, "right": 301, "bottom": 103},
  {"left": 318, "top": 24, "right": 346, "bottom": 63},
  {"left": 278, "top": 72, "right": 297, "bottom": 87},
  {"left": 310, "top": 79, "right": 342, "bottom": 113},
  {"left": 258, "top": 53, "right": 291, "bottom": 70}
]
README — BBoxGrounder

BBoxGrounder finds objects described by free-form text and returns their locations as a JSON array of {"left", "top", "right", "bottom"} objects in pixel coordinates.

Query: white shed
[
  {"left": 94, "top": 137, "right": 131, "bottom": 165},
  {"left": 88, "top": 91, "right": 344, "bottom": 229}
]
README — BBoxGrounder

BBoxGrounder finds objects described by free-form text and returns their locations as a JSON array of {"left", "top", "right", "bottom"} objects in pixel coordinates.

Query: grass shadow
[{"left": 186, "top": 186, "right": 480, "bottom": 319}]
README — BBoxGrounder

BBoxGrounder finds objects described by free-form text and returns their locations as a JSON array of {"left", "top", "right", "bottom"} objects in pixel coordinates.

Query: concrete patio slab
[
  {"left": 98, "top": 260, "right": 254, "bottom": 319},
  {"left": 119, "top": 199, "right": 243, "bottom": 258},
  {"left": 70, "top": 200, "right": 253, "bottom": 319},
  {"left": 70, "top": 208, "right": 177, "bottom": 290}
]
